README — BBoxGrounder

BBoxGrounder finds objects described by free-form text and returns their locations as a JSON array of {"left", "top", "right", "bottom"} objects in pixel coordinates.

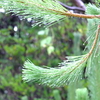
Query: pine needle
[{"left": 0, "top": 0, "right": 68, "bottom": 27}]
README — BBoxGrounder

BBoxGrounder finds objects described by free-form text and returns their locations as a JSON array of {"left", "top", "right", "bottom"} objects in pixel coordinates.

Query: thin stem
[
  {"left": 71, "top": 24, "right": 100, "bottom": 72},
  {"left": 53, "top": 24, "right": 100, "bottom": 78},
  {"left": 61, "top": 12, "right": 100, "bottom": 19},
  {"left": 88, "top": 25, "right": 100, "bottom": 56}
]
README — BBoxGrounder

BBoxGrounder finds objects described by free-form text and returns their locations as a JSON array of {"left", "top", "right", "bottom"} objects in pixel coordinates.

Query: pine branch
[
  {"left": 22, "top": 22, "right": 100, "bottom": 87},
  {"left": 0, "top": 0, "right": 68, "bottom": 27},
  {"left": 22, "top": 55, "right": 86, "bottom": 87},
  {"left": 86, "top": 4, "right": 100, "bottom": 100},
  {"left": 1, "top": 0, "right": 100, "bottom": 88},
  {"left": 22, "top": 3, "right": 100, "bottom": 87},
  {"left": 0, "top": 0, "right": 100, "bottom": 28},
  {"left": 22, "top": 4, "right": 100, "bottom": 87}
]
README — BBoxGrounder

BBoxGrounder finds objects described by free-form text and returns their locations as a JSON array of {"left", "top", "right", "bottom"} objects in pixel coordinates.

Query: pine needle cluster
[
  {"left": 1, "top": 0, "right": 100, "bottom": 90},
  {"left": 22, "top": 22, "right": 100, "bottom": 87},
  {"left": 0, "top": 0, "right": 68, "bottom": 27},
  {"left": 22, "top": 4, "right": 100, "bottom": 87}
]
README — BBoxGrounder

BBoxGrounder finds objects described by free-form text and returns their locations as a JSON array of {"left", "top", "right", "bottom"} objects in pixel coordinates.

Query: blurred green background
[{"left": 0, "top": 1, "right": 87, "bottom": 100}]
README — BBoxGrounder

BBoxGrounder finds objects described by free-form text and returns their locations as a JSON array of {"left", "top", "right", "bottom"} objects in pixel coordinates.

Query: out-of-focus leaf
[
  {"left": 40, "top": 36, "right": 52, "bottom": 47},
  {"left": 47, "top": 46, "right": 54, "bottom": 55}
]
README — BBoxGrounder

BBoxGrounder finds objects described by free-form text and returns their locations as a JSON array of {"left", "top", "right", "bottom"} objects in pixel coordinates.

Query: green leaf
[
  {"left": 21, "top": 96, "right": 28, "bottom": 100},
  {"left": 75, "top": 88, "right": 89, "bottom": 100},
  {"left": 47, "top": 46, "right": 54, "bottom": 55},
  {"left": 40, "top": 36, "right": 52, "bottom": 47},
  {"left": 53, "top": 90, "right": 61, "bottom": 100}
]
